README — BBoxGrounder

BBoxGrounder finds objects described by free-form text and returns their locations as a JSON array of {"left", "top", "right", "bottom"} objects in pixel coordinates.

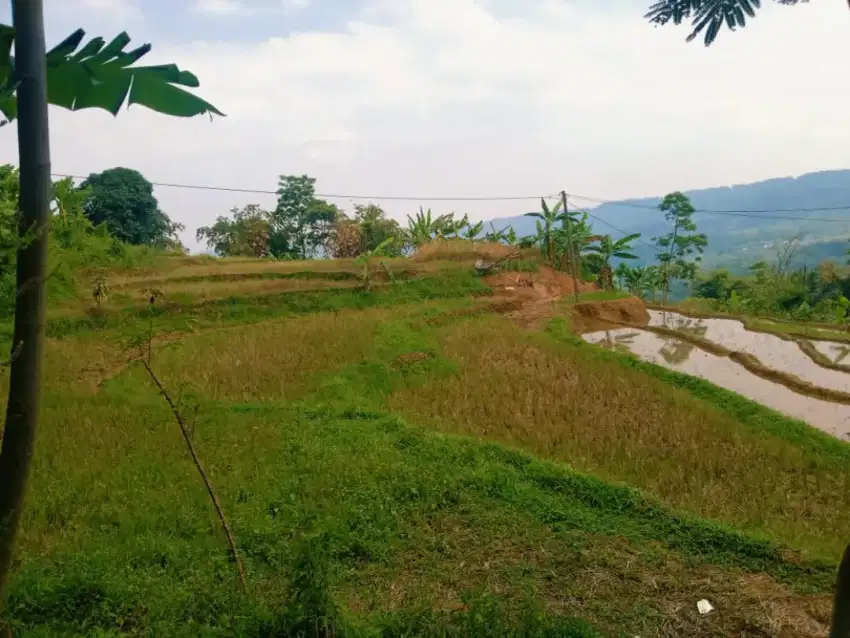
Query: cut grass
[
  {"left": 128, "top": 302, "right": 850, "bottom": 560},
  {"left": 6, "top": 393, "right": 835, "bottom": 636},
  {"left": 4, "top": 257, "right": 848, "bottom": 636}
]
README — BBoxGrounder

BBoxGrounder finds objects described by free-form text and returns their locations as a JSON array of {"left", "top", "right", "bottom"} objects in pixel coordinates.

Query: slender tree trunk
[
  {"left": 830, "top": 542, "right": 850, "bottom": 638},
  {"left": 662, "top": 218, "right": 680, "bottom": 306},
  {"left": 0, "top": 0, "right": 52, "bottom": 624}
]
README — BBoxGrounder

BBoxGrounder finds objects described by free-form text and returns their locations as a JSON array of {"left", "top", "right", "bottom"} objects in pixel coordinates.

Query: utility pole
[{"left": 560, "top": 191, "right": 580, "bottom": 303}]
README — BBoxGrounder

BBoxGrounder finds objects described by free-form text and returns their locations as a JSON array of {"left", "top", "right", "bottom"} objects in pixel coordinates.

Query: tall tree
[
  {"left": 272, "top": 175, "right": 339, "bottom": 259},
  {"left": 197, "top": 204, "right": 272, "bottom": 257},
  {"left": 80, "top": 167, "right": 181, "bottom": 247},
  {"left": 644, "top": 0, "right": 817, "bottom": 46},
  {"left": 653, "top": 191, "right": 707, "bottom": 305},
  {"left": 0, "top": 15, "right": 221, "bottom": 628}
]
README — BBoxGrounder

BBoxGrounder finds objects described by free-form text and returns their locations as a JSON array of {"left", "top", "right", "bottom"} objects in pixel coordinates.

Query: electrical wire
[
  {"left": 50, "top": 171, "right": 850, "bottom": 222},
  {"left": 568, "top": 192, "right": 850, "bottom": 218},
  {"left": 50, "top": 173, "right": 559, "bottom": 202}
]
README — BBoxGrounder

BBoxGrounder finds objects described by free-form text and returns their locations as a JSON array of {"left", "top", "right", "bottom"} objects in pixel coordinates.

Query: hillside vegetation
[
  {"left": 0, "top": 239, "right": 846, "bottom": 636},
  {"left": 1, "top": 168, "right": 849, "bottom": 636},
  {"left": 487, "top": 169, "right": 850, "bottom": 272}
]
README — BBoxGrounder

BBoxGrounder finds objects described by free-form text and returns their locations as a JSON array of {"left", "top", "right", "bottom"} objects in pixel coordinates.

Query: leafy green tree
[
  {"left": 80, "top": 167, "right": 182, "bottom": 248},
  {"left": 272, "top": 175, "right": 340, "bottom": 259},
  {"left": 584, "top": 233, "right": 641, "bottom": 289},
  {"left": 644, "top": 0, "right": 808, "bottom": 46},
  {"left": 197, "top": 204, "right": 272, "bottom": 257},
  {"left": 352, "top": 203, "right": 406, "bottom": 256},
  {"left": 653, "top": 191, "right": 707, "bottom": 305}
]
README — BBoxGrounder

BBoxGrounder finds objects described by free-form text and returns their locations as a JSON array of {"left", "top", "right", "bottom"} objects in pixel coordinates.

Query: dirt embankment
[
  {"left": 568, "top": 297, "right": 650, "bottom": 333},
  {"left": 483, "top": 266, "right": 600, "bottom": 328}
]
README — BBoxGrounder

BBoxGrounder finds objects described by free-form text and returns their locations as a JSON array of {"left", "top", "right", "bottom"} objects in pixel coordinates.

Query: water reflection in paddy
[
  {"left": 647, "top": 310, "right": 850, "bottom": 393},
  {"left": 582, "top": 326, "right": 850, "bottom": 439}
]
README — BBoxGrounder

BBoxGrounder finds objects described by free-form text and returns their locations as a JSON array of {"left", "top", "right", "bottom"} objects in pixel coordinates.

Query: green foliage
[
  {"left": 406, "top": 207, "right": 455, "bottom": 247},
  {"left": 0, "top": 26, "right": 222, "bottom": 124},
  {"left": 692, "top": 258, "right": 850, "bottom": 323},
  {"left": 653, "top": 192, "right": 707, "bottom": 303},
  {"left": 272, "top": 175, "right": 340, "bottom": 259},
  {"left": 196, "top": 204, "right": 272, "bottom": 257},
  {"left": 462, "top": 219, "right": 484, "bottom": 242},
  {"left": 524, "top": 198, "right": 563, "bottom": 264},
  {"left": 584, "top": 233, "right": 640, "bottom": 289},
  {"left": 351, "top": 203, "right": 406, "bottom": 256},
  {"left": 80, "top": 167, "right": 184, "bottom": 248},
  {"left": 644, "top": 0, "right": 805, "bottom": 46}
]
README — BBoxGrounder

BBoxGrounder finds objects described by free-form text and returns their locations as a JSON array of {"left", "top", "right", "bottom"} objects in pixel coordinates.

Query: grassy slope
[{"left": 2, "top": 255, "right": 847, "bottom": 636}]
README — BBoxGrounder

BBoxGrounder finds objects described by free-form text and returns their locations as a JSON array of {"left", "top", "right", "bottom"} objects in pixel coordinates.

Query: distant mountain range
[{"left": 484, "top": 169, "right": 850, "bottom": 274}]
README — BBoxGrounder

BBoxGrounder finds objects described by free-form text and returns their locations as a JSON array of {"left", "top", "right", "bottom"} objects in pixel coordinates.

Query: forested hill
[{"left": 486, "top": 169, "right": 850, "bottom": 273}]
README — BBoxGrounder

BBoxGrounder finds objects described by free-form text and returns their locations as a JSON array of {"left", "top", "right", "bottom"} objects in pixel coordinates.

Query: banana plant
[
  {"left": 0, "top": 26, "right": 223, "bottom": 125},
  {"left": 524, "top": 198, "right": 563, "bottom": 264},
  {"left": 461, "top": 220, "right": 484, "bottom": 243},
  {"left": 437, "top": 213, "right": 468, "bottom": 240},
  {"left": 584, "top": 233, "right": 642, "bottom": 289},
  {"left": 406, "top": 207, "right": 453, "bottom": 247},
  {"left": 484, "top": 222, "right": 508, "bottom": 243},
  {"left": 553, "top": 211, "right": 598, "bottom": 275},
  {"left": 357, "top": 236, "right": 396, "bottom": 291}
]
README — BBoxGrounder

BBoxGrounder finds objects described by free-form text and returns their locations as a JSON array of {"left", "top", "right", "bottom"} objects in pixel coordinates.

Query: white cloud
[
  {"left": 3, "top": 0, "right": 850, "bottom": 252},
  {"left": 192, "top": 0, "right": 251, "bottom": 16},
  {"left": 282, "top": 0, "right": 311, "bottom": 11}
]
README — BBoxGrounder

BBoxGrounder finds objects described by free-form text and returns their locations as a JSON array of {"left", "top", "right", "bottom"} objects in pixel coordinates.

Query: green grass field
[{"left": 0, "top": 251, "right": 845, "bottom": 636}]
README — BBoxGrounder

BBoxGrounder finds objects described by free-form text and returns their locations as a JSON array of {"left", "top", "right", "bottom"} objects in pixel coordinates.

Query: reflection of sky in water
[
  {"left": 648, "top": 310, "right": 850, "bottom": 393},
  {"left": 583, "top": 326, "right": 850, "bottom": 440}
]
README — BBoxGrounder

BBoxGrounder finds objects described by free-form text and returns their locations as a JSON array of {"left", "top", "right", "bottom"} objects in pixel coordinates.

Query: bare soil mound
[
  {"left": 569, "top": 297, "right": 650, "bottom": 333},
  {"left": 485, "top": 265, "right": 597, "bottom": 298},
  {"left": 484, "top": 266, "right": 599, "bottom": 328}
]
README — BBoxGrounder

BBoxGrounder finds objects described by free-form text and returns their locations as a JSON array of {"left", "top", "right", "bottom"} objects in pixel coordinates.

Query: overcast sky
[{"left": 0, "top": 0, "right": 848, "bottom": 252}]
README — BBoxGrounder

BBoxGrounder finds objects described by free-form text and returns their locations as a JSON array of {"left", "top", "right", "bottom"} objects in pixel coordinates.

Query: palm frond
[{"left": 644, "top": 0, "right": 805, "bottom": 46}]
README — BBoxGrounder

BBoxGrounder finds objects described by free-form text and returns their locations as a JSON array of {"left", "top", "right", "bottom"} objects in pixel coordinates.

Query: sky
[{"left": 0, "top": 0, "right": 849, "bottom": 252}]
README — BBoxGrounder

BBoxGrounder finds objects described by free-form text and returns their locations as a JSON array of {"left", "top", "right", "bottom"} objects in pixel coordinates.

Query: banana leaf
[{"left": 0, "top": 25, "right": 223, "bottom": 123}]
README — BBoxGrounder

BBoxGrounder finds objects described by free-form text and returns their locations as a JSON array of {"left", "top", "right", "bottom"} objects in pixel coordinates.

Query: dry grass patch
[
  {"left": 345, "top": 509, "right": 831, "bottom": 637},
  {"left": 387, "top": 315, "right": 850, "bottom": 557},
  {"left": 412, "top": 239, "right": 527, "bottom": 263},
  {"left": 128, "top": 308, "right": 389, "bottom": 401}
]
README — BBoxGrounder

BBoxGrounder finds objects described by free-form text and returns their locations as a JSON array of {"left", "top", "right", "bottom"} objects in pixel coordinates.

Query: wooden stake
[{"left": 561, "top": 191, "right": 580, "bottom": 303}]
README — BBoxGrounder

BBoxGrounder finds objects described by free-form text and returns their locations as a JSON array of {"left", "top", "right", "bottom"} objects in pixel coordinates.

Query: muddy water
[
  {"left": 648, "top": 310, "right": 850, "bottom": 394},
  {"left": 583, "top": 327, "right": 850, "bottom": 439}
]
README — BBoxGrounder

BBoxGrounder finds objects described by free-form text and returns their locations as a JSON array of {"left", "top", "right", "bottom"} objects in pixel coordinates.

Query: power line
[
  {"left": 50, "top": 173, "right": 558, "bottom": 202},
  {"left": 568, "top": 203, "right": 658, "bottom": 251},
  {"left": 569, "top": 192, "right": 850, "bottom": 218},
  {"left": 49, "top": 171, "right": 850, "bottom": 221}
]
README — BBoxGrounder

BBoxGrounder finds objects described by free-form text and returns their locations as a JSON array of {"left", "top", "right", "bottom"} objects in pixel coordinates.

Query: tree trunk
[
  {"left": 830, "top": 542, "right": 850, "bottom": 638},
  {"left": 0, "top": 0, "right": 52, "bottom": 624}
]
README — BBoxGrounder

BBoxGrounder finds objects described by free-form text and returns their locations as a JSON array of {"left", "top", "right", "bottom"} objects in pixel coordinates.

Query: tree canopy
[
  {"left": 645, "top": 0, "right": 809, "bottom": 46},
  {"left": 80, "top": 167, "right": 184, "bottom": 248}
]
